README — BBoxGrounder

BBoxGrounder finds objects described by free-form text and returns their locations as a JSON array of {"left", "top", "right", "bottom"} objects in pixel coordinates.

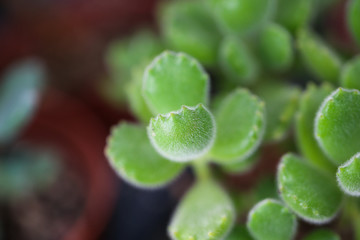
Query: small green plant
[{"left": 105, "top": 0, "right": 360, "bottom": 239}]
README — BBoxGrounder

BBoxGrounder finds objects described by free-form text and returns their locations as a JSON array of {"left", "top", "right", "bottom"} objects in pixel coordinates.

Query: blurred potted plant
[{"left": 0, "top": 59, "right": 118, "bottom": 240}]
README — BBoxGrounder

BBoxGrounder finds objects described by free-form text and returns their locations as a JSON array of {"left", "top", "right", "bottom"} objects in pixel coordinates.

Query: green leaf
[
  {"left": 168, "top": 179, "right": 235, "bottom": 240},
  {"left": 337, "top": 152, "right": 360, "bottom": 196},
  {"left": 276, "top": 0, "right": 312, "bottom": 32},
  {"left": 340, "top": 55, "right": 360, "bottom": 90},
  {"left": 125, "top": 64, "right": 153, "bottom": 123},
  {"left": 247, "top": 199, "right": 297, "bottom": 240},
  {"left": 143, "top": 51, "right": 209, "bottom": 114},
  {"left": 207, "top": 0, "right": 276, "bottom": 36},
  {"left": 219, "top": 37, "right": 259, "bottom": 85},
  {"left": 303, "top": 229, "right": 340, "bottom": 240},
  {"left": 105, "top": 30, "right": 163, "bottom": 104},
  {"left": 0, "top": 59, "right": 44, "bottom": 144},
  {"left": 258, "top": 23, "right": 294, "bottom": 71},
  {"left": 210, "top": 89, "right": 265, "bottom": 162},
  {"left": 160, "top": 0, "right": 221, "bottom": 66},
  {"left": 222, "top": 151, "right": 260, "bottom": 174},
  {"left": 106, "top": 29, "right": 163, "bottom": 81},
  {"left": 277, "top": 153, "right": 343, "bottom": 224},
  {"left": 347, "top": 0, "right": 360, "bottom": 46},
  {"left": 295, "top": 83, "right": 335, "bottom": 172},
  {"left": 106, "top": 123, "right": 184, "bottom": 188},
  {"left": 297, "top": 29, "right": 342, "bottom": 84},
  {"left": 255, "top": 81, "right": 301, "bottom": 142},
  {"left": 226, "top": 225, "right": 253, "bottom": 240},
  {"left": 148, "top": 104, "right": 215, "bottom": 162},
  {"left": 315, "top": 88, "right": 360, "bottom": 165}
]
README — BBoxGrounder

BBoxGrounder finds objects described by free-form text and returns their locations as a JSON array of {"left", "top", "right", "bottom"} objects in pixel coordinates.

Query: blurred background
[
  {"left": 0, "top": 0, "right": 356, "bottom": 239},
  {"left": 0, "top": 0, "right": 187, "bottom": 239}
]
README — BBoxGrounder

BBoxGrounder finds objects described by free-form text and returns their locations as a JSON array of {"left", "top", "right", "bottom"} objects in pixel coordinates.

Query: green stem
[{"left": 192, "top": 158, "right": 211, "bottom": 181}]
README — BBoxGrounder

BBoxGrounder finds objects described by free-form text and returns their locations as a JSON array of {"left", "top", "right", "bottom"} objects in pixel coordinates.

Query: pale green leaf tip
[
  {"left": 148, "top": 104, "right": 216, "bottom": 162},
  {"left": 336, "top": 152, "right": 360, "bottom": 196}
]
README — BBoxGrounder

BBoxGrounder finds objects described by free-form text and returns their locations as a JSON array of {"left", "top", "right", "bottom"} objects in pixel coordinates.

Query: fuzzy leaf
[
  {"left": 347, "top": 0, "right": 360, "bottom": 46},
  {"left": 276, "top": 0, "right": 312, "bottom": 32},
  {"left": 210, "top": 89, "right": 265, "bottom": 162},
  {"left": 337, "top": 152, "right": 360, "bottom": 196},
  {"left": 168, "top": 180, "right": 235, "bottom": 240},
  {"left": 340, "top": 55, "right": 360, "bottom": 90},
  {"left": 207, "top": 0, "right": 276, "bottom": 36},
  {"left": 315, "top": 88, "right": 360, "bottom": 165},
  {"left": 148, "top": 104, "right": 215, "bottom": 162},
  {"left": 247, "top": 199, "right": 297, "bottom": 240},
  {"left": 160, "top": 0, "right": 221, "bottom": 66},
  {"left": 0, "top": 59, "right": 44, "bottom": 144},
  {"left": 143, "top": 51, "right": 209, "bottom": 114},
  {"left": 226, "top": 225, "right": 253, "bottom": 240},
  {"left": 219, "top": 37, "right": 259, "bottom": 85},
  {"left": 258, "top": 23, "right": 293, "bottom": 71},
  {"left": 297, "top": 29, "right": 342, "bottom": 83},
  {"left": 295, "top": 83, "right": 335, "bottom": 172},
  {"left": 106, "top": 123, "right": 184, "bottom": 188},
  {"left": 256, "top": 81, "right": 300, "bottom": 142},
  {"left": 303, "top": 229, "right": 340, "bottom": 240},
  {"left": 278, "top": 153, "right": 343, "bottom": 224}
]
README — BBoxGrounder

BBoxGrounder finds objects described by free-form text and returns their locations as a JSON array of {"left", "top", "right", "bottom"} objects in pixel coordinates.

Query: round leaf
[
  {"left": 168, "top": 180, "right": 235, "bottom": 240},
  {"left": 143, "top": 51, "right": 209, "bottom": 114},
  {"left": 219, "top": 37, "right": 259, "bottom": 85},
  {"left": 210, "top": 89, "right": 265, "bottom": 162},
  {"left": 160, "top": 0, "right": 221, "bottom": 66},
  {"left": 337, "top": 152, "right": 360, "bottom": 196},
  {"left": 277, "top": 153, "right": 343, "bottom": 224},
  {"left": 106, "top": 123, "right": 184, "bottom": 188},
  {"left": 258, "top": 23, "right": 293, "bottom": 71},
  {"left": 247, "top": 199, "right": 297, "bottom": 240},
  {"left": 207, "top": 0, "right": 276, "bottom": 36},
  {"left": 297, "top": 29, "right": 342, "bottom": 84},
  {"left": 0, "top": 59, "right": 44, "bottom": 144},
  {"left": 295, "top": 83, "right": 335, "bottom": 172},
  {"left": 315, "top": 88, "right": 360, "bottom": 165},
  {"left": 148, "top": 104, "right": 215, "bottom": 162},
  {"left": 340, "top": 55, "right": 360, "bottom": 90}
]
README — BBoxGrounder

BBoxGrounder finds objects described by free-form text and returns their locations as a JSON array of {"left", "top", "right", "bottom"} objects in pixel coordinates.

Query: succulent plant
[{"left": 105, "top": 0, "right": 360, "bottom": 239}]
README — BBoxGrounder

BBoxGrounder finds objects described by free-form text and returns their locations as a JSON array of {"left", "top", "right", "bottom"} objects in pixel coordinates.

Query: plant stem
[{"left": 192, "top": 158, "right": 211, "bottom": 181}]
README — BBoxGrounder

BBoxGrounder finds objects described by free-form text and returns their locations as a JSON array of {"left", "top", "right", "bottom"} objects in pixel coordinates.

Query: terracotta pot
[{"left": 18, "top": 88, "right": 118, "bottom": 240}]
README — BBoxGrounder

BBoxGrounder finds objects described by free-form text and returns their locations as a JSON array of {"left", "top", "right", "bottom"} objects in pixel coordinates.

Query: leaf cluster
[{"left": 105, "top": 0, "right": 360, "bottom": 239}]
